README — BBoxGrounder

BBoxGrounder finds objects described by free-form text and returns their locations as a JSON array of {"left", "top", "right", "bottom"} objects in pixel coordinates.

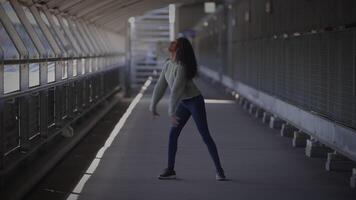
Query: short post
[
  {"left": 305, "top": 138, "right": 332, "bottom": 158},
  {"left": 325, "top": 151, "right": 354, "bottom": 171},
  {"left": 269, "top": 116, "right": 284, "bottom": 129},
  {"left": 249, "top": 104, "right": 257, "bottom": 115},
  {"left": 280, "top": 123, "right": 297, "bottom": 137},
  {"left": 292, "top": 131, "right": 309, "bottom": 147},
  {"left": 254, "top": 108, "right": 264, "bottom": 119},
  {"left": 238, "top": 97, "right": 245, "bottom": 106},
  {"left": 262, "top": 112, "right": 272, "bottom": 124},
  {"left": 350, "top": 168, "right": 356, "bottom": 189},
  {"left": 242, "top": 100, "right": 250, "bottom": 110}
]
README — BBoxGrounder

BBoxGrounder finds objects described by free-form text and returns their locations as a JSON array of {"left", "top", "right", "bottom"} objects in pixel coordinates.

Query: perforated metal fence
[{"left": 195, "top": 0, "right": 356, "bottom": 130}]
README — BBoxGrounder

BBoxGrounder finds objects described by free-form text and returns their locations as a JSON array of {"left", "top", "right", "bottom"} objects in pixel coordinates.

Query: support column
[
  {"left": 305, "top": 138, "right": 332, "bottom": 158},
  {"left": 269, "top": 116, "right": 284, "bottom": 129},
  {"left": 280, "top": 123, "right": 297, "bottom": 137},
  {"left": 254, "top": 108, "right": 264, "bottom": 119},
  {"left": 248, "top": 104, "right": 257, "bottom": 115},
  {"left": 262, "top": 112, "right": 271, "bottom": 124},
  {"left": 242, "top": 100, "right": 250, "bottom": 110},
  {"left": 350, "top": 168, "right": 356, "bottom": 189},
  {"left": 292, "top": 131, "right": 309, "bottom": 147},
  {"left": 238, "top": 96, "right": 247, "bottom": 107},
  {"left": 325, "top": 151, "right": 354, "bottom": 171}
]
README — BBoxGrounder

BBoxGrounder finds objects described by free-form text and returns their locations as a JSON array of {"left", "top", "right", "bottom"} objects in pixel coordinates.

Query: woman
[{"left": 149, "top": 37, "right": 226, "bottom": 181}]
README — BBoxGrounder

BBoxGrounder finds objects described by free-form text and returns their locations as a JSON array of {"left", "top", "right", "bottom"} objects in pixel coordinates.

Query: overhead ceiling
[{"left": 19, "top": 0, "right": 218, "bottom": 33}]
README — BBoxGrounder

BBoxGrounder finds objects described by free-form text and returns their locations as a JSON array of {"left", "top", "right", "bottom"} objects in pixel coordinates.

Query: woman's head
[{"left": 169, "top": 37, "right": 198, "bottom": 80}]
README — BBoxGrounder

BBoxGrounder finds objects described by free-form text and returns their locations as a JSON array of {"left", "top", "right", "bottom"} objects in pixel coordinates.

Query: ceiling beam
[
  {"left": 81, "top": 0, "right": 131, "bottom": 20},
  {"left": 76, "top": 0, "right": 115, "bottom": 18},
  {"left": 99, "top": 1, "right": 167, "bottom": 27},
  {"left": 65, "top": 0, "right": 101, "bottom": 14},
  {"left": 87, "top": 0, "right": 140, "bottom": 22},
  {"left": 57, "top": 0, "right": 84, "bottom": 11}
]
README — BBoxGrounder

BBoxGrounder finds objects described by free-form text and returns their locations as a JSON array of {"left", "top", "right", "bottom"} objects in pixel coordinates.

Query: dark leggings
[{"left": 167, "top": 94, "right": 224, "bottom": 173}]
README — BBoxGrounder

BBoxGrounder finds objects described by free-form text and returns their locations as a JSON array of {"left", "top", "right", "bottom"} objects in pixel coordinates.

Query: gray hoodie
[{"left": 149, "top": 59, "right": 201, "bottom": 116}]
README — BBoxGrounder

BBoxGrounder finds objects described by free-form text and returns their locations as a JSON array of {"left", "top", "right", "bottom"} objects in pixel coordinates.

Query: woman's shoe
[
  {"left": 158, "top": 168, "right": 176, "bottom": 179},
  {"left": 216, "top": 170, "right": 226, "bottom": 181}
]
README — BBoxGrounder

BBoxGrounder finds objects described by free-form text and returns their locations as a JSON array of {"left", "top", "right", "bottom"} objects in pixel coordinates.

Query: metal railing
[{"left": 0, "top": 58, "right": 125, "bottom": 186}]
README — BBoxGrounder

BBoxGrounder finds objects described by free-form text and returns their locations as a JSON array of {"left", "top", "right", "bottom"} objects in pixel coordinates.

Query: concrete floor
[
  {"left": 24, "top": 98, "right": 131, "bottom": 200},
  {"left": 74, "top": 78, "right": 356, "bottom": 200}
]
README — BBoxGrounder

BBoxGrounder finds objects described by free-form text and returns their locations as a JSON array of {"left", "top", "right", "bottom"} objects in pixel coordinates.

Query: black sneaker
[
  {"left": 158, "top": 168, "right": 176, "bottom": 179},
  {"left": 216, "top": 169, "right": 226, "bottom": 181}
]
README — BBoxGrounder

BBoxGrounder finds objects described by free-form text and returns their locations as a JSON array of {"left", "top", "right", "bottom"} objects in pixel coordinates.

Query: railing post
[
  {"left": 0, "top": 100, "right": 4, "bottom": 171},
  {"left": 0, "top": 62, "right": 3, "bottom": 170},
  {"left": 54, "top": 61, "right": 63, "bottom": 129},
  {"left": 39, "top": 89, "right": 48, "bottom": 140},
  {"left": 55, "top": 85, "right": 63, "bottom": 129},
  {"left": 19, "top": 95, "right": 29, "bottom": 153}
]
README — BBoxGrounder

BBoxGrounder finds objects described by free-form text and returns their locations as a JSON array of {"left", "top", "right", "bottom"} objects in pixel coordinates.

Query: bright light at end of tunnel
[
  {"left": 169, "top": 4, "right": 176, "bottom": 41},
  {"left": 128, "top": 17, "right": 135, "bottom": 24},
  {"left": 169, "top": 4, "right": 175, "bottom": 23},
  {"left": 205, "top": 2, "right": 216, "bottom": 13}
]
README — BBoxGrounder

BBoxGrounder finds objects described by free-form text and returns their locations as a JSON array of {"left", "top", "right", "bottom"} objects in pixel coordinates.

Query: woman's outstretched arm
[{"left": 149, "top": 65, "right": 168, "bottom": 112}]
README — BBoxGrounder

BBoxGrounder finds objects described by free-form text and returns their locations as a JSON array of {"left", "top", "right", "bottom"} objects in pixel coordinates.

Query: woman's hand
[
  {"left": 170, "top": 115, "right": 180, "bottom": 127},
  {"left": 152, "top": 110, "right": 160, "bottom": 119}
]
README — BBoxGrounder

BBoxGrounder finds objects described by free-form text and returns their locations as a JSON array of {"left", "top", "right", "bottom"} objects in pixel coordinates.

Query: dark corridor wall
[{"left": 195, "top": 0, "right": 356, "bottom": 130}]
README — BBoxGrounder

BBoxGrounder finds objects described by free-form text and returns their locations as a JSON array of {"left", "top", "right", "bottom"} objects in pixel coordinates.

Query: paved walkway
[{"left": 76, "top": 78, "right": 356, "bottom": 200}]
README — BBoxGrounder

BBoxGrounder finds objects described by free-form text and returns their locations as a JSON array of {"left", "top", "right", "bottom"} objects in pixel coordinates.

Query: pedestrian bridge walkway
[{"left": 70, "top": 78, "right": 356, "bottom": 200}]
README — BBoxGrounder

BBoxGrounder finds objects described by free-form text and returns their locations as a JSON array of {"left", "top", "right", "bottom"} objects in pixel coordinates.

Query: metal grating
[
  {"left": 3, "top": 99, "right": 20, "bottom": 155},
  {"left": 195, "top": 0, "right": 356, "bottom": 130},
  {"left": 28, "top": 93, "right": 41, "bottom": 140}
]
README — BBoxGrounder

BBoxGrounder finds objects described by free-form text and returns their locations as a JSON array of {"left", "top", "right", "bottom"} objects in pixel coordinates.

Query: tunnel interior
[{"left": 0, "top": 0, "right": 356, "bottom": 199}]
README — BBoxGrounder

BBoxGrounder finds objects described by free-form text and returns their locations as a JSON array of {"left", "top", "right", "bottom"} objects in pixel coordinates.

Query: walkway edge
[{"left": 66, "top": 77, "right": 152, "bottom": 200}]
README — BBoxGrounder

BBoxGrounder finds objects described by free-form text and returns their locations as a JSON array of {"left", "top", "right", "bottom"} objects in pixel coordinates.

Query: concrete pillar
[
  {"left": 249, "top": 104, "right": 257, "bottom": 115},
  {"left": 269, "top": 116, "right": 284, "bottom": 129},
  {"left": 280, "top": 123, "right": 297, "bottom": 137},
  {"left": 325, "top": 151, "right": 354, "bottom": 171},
  {"left": 262, "top": 112, "right": 272, "bottom": 124},
  {"left": 305, "top": 138, "right": 332, "bottom": 158},
  {"left": 350, "top": 168, "right": 356, "bottom": 188},
  {"left": 242, "top": 100, "right": 250, "bottom": 110},
  {"left": 238, "top": 97, "right": 245, "bottom": 106},
  {"left": 254, "top": 108, "right": 264, "bottom": 119},
  {"left": 292, "top": 131, "right": 309, "bottom": 147}
]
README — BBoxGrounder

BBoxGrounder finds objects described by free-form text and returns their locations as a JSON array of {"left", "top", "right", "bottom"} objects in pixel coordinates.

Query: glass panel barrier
[
  {"left": 88, "top": 58, "right": 92, "bottom": 73},
  {"left": 62, "top": 60, "right": 68, "bottom": 79},
  {"left": 22, "top": 6, "right": 54, "bottom": 57},
  {"left": 1, "top": 1, "right": 38, "bottom": 58},
  {"left": 39, "top": 10, "right": 66, "bottom": 55},
  {"left": 47, "top": 61, "right": 55, "bottom": 83},
  {"left": 73, "top": 59, "right": 77, "bottom": 76},
  {"left": 61, "top": 17, "right": 80, "bottom": 54},
  {"left": 76, "top": 21, "right": 95, "bottom": 55},
  {"left": 81, "top": 58, "right": 85, "bottom": 75},
  {"left": 0, "top": 21, "right": 19, "bottom": 60},
  {"left": 29, "top": 62, "right": 39, "bottom": 87},
  {"left": 68, "top": 19, "right": 88, "bottom": 55},
  {"left": 4, "top": 64, "right": 20, "bottom": 93},
  {"left": 51, "top": 14, "right": 73, "bottom": 54}
]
